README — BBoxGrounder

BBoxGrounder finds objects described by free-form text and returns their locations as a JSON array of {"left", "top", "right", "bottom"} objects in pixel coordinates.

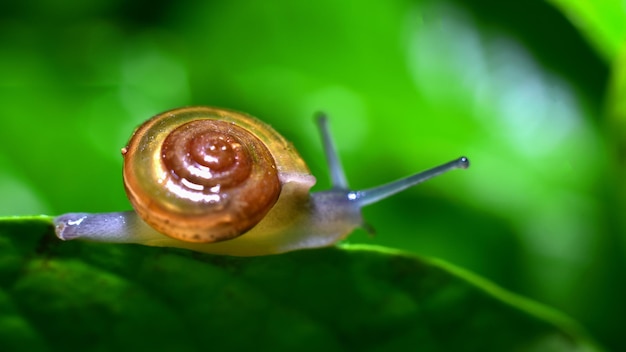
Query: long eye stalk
[
  {"left": 316, "top": 114, "right": 349, "bottom": 190},
  {"left": 316, "top": 115, "right": 469, "bottom": 207},
  {"left": 352, "top": 156, "right": 469, "bottom": 207}
]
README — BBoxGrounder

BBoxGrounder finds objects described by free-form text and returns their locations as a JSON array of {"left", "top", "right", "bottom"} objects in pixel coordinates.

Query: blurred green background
[{"left": 1, "top": 0, "right": 625, "bottom": 349}]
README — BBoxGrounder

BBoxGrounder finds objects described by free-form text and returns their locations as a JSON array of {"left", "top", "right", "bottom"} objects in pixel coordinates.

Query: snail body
[{"left": 54, "top": 106, "right": 469, "bottom": 256}]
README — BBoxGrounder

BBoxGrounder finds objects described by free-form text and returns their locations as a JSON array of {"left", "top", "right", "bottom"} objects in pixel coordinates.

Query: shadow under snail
[{"left": 54, "top": 106, "right": 469, "bottom": 256}]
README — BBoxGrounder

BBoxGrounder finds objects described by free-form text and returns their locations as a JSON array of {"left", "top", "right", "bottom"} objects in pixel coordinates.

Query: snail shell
[{"left": 121, "top": 106, "right": 311, "bottom": 243}]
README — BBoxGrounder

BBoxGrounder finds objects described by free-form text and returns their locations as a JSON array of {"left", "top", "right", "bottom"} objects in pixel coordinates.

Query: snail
[{"left": 54, "top": 106, "right": 469, "bottom": 256}]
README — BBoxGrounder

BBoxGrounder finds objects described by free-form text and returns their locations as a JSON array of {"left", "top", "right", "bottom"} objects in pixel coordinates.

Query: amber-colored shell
[{"left": 122, "top": 106, "right": 310, "bottom": 243}]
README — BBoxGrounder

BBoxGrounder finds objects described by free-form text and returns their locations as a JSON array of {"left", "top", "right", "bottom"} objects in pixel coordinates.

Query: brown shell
[{"left": 122, "top": 106, "right": 310, "bottom": 243}]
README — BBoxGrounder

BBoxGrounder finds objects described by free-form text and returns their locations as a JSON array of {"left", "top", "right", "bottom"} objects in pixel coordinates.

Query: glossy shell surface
[{"left": 122, "top": 106, "right": 311, "bottom": 243}]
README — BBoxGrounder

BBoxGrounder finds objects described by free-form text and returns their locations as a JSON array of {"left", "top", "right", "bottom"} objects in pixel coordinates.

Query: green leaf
[
  {"left": 547, "top": 0, "right": 626, "bottom": 61},
  {"left": 0, "top": 217, "right": 599, "bottom": 351}
]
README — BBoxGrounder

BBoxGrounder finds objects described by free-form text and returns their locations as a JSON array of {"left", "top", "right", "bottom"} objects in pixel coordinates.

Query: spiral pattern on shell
[{"left": 122, "top": 107, "right": 291, "bottom": 243}]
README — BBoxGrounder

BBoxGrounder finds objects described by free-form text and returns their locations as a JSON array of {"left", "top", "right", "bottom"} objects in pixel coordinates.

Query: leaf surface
[{"left": 0, "top": 216, "right": 598, "bottom": 351}]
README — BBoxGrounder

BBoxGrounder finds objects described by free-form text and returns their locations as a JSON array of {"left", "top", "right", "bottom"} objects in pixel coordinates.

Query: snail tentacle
[
  {"left": 349, "top": 157, "right": 470, "bottom": 208},
  {"left": 316, "top": 114, "right": 348, "bottom": 190}
]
